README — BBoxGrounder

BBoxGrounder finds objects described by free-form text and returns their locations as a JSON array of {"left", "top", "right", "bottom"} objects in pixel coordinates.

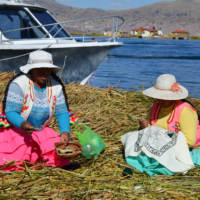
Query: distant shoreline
[
  {"left": 69, "top": 32, "right": 104, "bottom": 36},
  {"left": 69, "top": 32, "right": 200, "bottom": 40}
]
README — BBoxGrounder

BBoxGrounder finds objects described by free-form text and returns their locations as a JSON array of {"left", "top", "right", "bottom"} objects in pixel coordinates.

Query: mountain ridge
[{"left": 29, "top": 0, "right": 200, "bottom": 35}]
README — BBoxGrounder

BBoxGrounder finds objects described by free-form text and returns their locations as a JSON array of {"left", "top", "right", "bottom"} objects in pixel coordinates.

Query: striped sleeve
[{"left": 5, "top": 83, "right": 24, "bottom": 113}]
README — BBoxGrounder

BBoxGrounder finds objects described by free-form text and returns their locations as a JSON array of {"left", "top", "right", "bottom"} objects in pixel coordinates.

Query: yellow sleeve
[{"left": 179, "top": 107, "right": 198, "bottom": 147}]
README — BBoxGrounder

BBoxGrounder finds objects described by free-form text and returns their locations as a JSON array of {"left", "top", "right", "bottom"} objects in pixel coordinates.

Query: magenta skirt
[{"left": 0, "top": 126, "right": 70, "bottom": 171}]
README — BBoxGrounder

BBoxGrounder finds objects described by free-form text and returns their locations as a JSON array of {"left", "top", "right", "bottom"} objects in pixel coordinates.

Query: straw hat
[
  {"left": 20, "top": 50, "right": 61, "bottom": 74},
  {"left": 55, "top": 141, "right": 83, "bottom": 160},
  {"left": 142, "top": 74, "right": 188, "bottom": 100}
]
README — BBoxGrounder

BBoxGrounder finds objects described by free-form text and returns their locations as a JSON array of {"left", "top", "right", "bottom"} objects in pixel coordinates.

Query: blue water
[{"left": 89, "top": 38, "right": 200, "bottom": 98}]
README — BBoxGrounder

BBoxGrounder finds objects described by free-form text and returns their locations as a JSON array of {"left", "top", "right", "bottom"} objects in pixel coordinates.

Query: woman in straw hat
[
  {"left": 139, "top": 74, "right": 200, "bottom": 164},
  {"left": 0, "top": 50, "right": 72, "bottom": 171}
]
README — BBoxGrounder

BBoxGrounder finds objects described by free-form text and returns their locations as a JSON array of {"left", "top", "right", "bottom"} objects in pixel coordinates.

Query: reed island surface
[{"left": 0, "top": 72, "right": 200, "bottom": 199}]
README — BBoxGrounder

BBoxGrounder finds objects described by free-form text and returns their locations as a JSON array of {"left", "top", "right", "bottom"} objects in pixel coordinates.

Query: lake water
[{"left": 89, "top": 38, "right": 200, "bottom": 98}]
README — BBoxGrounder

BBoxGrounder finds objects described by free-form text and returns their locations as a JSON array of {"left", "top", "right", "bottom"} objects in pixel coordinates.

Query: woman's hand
[
  {"left": 60, "top": 132, "right": 70, "bottom": 145},
  {"left": 21, "top": 121, "right": 34, "bottom": 135},
  {"left": 139, "top": 118, "right": 149, "bottom": 129}
]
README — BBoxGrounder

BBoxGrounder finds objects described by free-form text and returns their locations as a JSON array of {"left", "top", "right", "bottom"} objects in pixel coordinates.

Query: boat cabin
[{"left": 0, "top": 0, "right": 75, "bottom": 44}]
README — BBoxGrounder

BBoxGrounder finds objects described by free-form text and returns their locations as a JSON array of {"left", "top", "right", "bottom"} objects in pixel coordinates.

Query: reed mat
[{"left": 0, "top": 72, "right": 200, "bottom": 199}]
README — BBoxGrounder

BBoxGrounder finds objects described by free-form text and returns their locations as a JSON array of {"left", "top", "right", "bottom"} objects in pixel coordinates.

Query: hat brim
[
  {"left": 20, "top": 63, "right": 61, "bottom": 74},
  {"left": 142, "top": 85, "right": 188, "bottom": 100}
]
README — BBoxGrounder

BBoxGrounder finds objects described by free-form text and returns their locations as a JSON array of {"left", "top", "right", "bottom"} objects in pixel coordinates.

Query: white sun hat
[
  {"left": 20, "top": 50, "right": 61, "bottom": 74},
  {"left": 142, "top": 74, "right": 188, "bottom": 100}
]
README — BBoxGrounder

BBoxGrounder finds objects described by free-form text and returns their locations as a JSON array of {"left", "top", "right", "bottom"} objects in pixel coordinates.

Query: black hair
[
  {"left": 2, "top": 72, "right": 24, "bottom": 113},
  {"left": 2, "top": 71, "right": 69, "bottom": 113},
  {"left": 182, "top": 99, "right": 200, "bottom": 124},
  {"left": 50, "top": 71, "right": 69, "bottom": 110}
]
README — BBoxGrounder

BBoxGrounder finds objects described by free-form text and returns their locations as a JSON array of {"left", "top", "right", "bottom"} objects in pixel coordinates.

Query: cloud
[{"left": 107, "top": 2, "right": 124, "bottom": 7}]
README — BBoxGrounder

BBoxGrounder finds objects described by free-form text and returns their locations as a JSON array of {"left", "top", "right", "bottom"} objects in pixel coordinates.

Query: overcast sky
[{"left": 55, "top": 0, "right": 174, "bottom": 10}]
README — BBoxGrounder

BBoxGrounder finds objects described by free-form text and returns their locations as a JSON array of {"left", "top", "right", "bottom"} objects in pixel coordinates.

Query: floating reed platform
[{"left": 0, "top": 72, "right": 200, "bottom": 199}]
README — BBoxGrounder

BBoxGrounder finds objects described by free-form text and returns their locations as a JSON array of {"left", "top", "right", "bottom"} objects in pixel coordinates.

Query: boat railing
[{"left": 0, "top": 15, "right": 124, "bottom": 44}]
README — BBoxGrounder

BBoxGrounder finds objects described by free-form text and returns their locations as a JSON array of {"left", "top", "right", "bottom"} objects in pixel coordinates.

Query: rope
[
  {"left": 59, "top": 55, "right": 68, "bottom": 78},
  {"left": 0, "top": 44, "right": 52, "bottom": 62}
]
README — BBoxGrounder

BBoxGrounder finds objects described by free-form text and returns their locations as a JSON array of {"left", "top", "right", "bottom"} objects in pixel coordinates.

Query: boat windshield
[
  {"left": 0, "top": 7, "right": 47, "bottom": 39},
  {"left": 29, "top": 9, "right": 70, "bottom": 38}
]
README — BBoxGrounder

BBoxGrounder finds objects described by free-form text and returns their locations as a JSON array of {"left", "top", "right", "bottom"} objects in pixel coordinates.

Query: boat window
[
  {"left": 30, "top": 9, "right": 70, "bottom": 38},
  {"left": 0, "top": 8, "right": 47, "bottom": 39}
]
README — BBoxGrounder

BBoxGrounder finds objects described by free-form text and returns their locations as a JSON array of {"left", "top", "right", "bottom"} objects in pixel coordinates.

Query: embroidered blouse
[{"left": 5, "top": 83, "right": 70, "bottom": 134}]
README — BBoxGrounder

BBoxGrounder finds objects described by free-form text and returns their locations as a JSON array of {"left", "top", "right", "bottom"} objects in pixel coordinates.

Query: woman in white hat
[
  {"left": 0, "top": 50, "right": 72, "bottom": 171},
  {"left": 139, "top": 74, "right": 200, "bottom": 155}
]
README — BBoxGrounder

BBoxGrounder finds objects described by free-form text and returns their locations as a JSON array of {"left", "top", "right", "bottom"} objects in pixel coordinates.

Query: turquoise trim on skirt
[
  {"left": 126, "top": 154, "right": 174, "bottom": 177},
  {"left": 126, "top": 148, "right": 200, "bottom": 177},
  {"left": 190, "top": 148, "right": 200, "bottom": 166}
]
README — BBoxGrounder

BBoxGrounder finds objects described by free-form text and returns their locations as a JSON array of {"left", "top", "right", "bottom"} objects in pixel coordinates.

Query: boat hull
[{"left": 0, "top": 43, "right": 121, "bottom": 84}]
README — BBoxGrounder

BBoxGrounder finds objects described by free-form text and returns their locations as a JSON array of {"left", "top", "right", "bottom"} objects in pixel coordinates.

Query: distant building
[
  {"left": 130, "top": 27, "right": 158, "bottom": 38},
  {"left": 169, "top": 30, "right": 189, "bottom": 40},
  {"left": 104, "top": 29, "right": 128, "bottom": 37},
  {"left": 158, "top": 28, "right": 163, "bottom": 36},
  {"left": 130, "top": 27, "right": 146, "bottom": 35}
]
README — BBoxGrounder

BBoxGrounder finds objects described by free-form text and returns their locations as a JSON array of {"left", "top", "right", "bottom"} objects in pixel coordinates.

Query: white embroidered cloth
[{"left": 121, "top": 126, "right": 194, "bottom": 173}]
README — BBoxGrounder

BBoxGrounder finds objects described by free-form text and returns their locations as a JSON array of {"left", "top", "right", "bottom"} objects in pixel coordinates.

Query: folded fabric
[
  {"left": 121, "top": 126, "right": 194, "bottom": 176},
  {"left": 126, "top": 155, "right": 174, "bottom": 177},
  {"left": 0, "top": 126, "right": 71, "bottom": 171},
  {"left": 190, "top": 148, "right": 200, "bottom": 166}
]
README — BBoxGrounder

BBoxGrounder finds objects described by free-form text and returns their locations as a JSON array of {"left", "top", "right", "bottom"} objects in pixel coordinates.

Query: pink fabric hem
[{"left": 0, "top": 126, "right": 70, "bottom": 171}]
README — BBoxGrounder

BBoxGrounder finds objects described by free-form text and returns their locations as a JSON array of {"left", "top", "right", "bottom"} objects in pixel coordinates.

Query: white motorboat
[{"left": 0, "top": 0, "right": 124, "bottom": 84}]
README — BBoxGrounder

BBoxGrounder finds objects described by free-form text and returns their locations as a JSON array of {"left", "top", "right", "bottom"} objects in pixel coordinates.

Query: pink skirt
[{"left": 0, "top": 126, "right": 70, "bottom": 171}]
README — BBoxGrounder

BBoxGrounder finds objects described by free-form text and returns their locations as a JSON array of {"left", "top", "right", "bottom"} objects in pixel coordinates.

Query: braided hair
[
  {"left": 2, "top": 72, "right": 24, "bottom": 113},
  {"left": 50, "top": 71, "right": 69, "bottom": 110},
  {"left": 181, "top": 99, "right": 200, "bottom": 124}
]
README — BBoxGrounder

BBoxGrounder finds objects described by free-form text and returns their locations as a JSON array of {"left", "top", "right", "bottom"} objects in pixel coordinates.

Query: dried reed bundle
[{"left": 0, "top": 72, "right": 200, "bottom": 199}]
